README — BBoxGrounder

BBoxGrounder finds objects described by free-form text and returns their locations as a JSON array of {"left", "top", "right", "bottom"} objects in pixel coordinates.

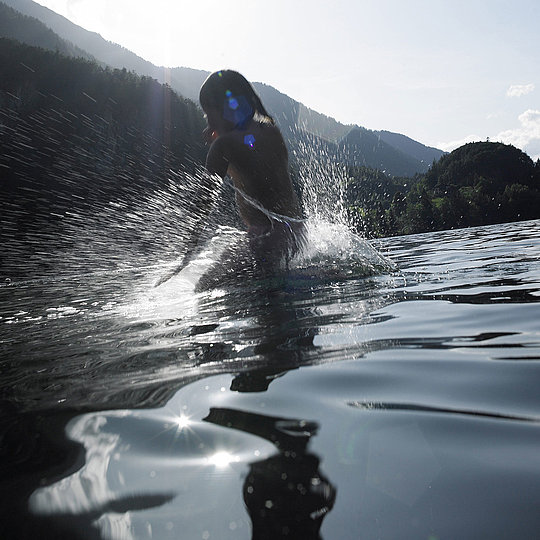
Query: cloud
[
  {"left": 437, "top": 134, "right": 483, "bottom": 153},
  {"left": 437, "top": 110, "right": 540, "bottom": 160},
  {"left": 496, "top": 109, "right": 540, "bottom": 160},
  {"left": 506, "top": 83, "right": 535, "bottom": 98}
]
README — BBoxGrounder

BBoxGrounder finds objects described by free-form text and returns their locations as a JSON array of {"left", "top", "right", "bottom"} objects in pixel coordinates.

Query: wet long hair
[{"left": 199, "top": 70, "right": 275, "bottom": 128}]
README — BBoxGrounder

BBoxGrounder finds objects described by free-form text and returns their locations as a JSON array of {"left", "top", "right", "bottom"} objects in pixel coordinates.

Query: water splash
[
  {"left": 296, "top": 220, "right": 396, "bottom": 279},
  {"left": 0, "top": 99, "right": 400, "bottom": 413},
  {"left": 1, "top": 101, "right": 395, "bottom": 324},
  {"left": 144, "top": 131, "right": 395, "bottom": 290},
  {"left": 294, "top": 132, "right": 350, "bottom": 226}
]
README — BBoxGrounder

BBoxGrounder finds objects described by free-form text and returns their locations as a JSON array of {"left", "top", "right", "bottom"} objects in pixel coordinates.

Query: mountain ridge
[
  {"left": 0, "top": 1, "right": 94, "bottom": 61},
  {"left": 1, "top": 0, "right": 445, "bottom": 176}
]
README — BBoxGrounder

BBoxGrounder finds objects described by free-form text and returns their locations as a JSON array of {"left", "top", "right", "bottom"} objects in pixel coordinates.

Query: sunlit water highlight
[{"left": 1, "top": 150, "right": 540, "bottom": 539}]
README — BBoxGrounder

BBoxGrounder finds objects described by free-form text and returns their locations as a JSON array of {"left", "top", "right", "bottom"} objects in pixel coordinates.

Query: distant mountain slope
[
  {"left": 167, "top": 66, "right": 209, "bottom": 103},
  {"left": 375, "top": 130, "right": 445, "bottom": 166},
  {"left": 0, "top": 1, "right": 94, "bottom": 60},
  {"left": 253, "top": 82, "right": 350, "bottom": 143},
  {"left": 1, "top": 0, "right": 168, "bottom": 79},
  {"left": 251, "top": 83, "right": 428, "bottom": 176},
  {"left": 339, "top": 127, "right": 426, "bottom": 177},
  {"left": 2, "top": 0, "right": 445, "bottom": 176}
]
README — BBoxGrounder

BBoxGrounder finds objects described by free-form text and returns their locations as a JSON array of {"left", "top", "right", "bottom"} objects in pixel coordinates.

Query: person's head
[{"left": 199, "top": 70, "right": 274, "bottom": 133}]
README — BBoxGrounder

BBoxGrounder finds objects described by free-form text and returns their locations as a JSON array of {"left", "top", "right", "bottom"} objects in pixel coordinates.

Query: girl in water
[{"left": 176, "top": 70, "right": 306, "bottom": 280}]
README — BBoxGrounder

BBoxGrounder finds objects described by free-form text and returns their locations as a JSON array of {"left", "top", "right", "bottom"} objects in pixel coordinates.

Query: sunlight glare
[
  {"left": 174, "top": 413, "right": 191, "bottom": 431},
  {"left": 207, "top": 451, "right": 238, "bottom": 468}
]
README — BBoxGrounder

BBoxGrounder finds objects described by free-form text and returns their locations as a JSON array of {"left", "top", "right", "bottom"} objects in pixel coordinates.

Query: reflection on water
[
  {"left": 1, "top": 219, "right": 540, "bottom": 539},
  {"left": 27, "top": 375, "right": 336, "bottom": 540},
  {"left": 205, "top": 408, "right": 336, "bottom": 540}
]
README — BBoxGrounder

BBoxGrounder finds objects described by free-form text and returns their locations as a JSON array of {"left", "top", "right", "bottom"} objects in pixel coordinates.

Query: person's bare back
[{"left": 206, "top": 119, "right": 303, "bottom": 230}]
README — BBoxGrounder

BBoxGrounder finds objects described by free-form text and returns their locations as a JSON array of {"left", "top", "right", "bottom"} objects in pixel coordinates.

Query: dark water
[{"left": 1, "top": 218, "right": 540, "bottom": 539}]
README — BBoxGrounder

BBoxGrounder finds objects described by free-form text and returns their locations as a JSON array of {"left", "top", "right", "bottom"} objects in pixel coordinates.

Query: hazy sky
[{"left": 34, "top": 0, "right": 540, "bottom": 158}]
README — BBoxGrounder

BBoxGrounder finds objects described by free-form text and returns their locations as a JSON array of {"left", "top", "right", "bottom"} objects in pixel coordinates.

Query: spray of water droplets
[{"left": 1, "top": 101, "right": 395, "bottom": 310}]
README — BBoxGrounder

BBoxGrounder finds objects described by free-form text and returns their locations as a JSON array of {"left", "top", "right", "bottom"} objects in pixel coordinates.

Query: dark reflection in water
[
  {"left": 201, "top": 285, "right": 335, "bottom": 538},
  {"left": 205, "top": 409, "right": 336, "bottom": 540},
  {"left": 208, "top": 289, "right": 338, "bottom": 538},
  {"left": 0, "top": 407, "right": 85, "bottom": 540},
  {"left": 229, "top": 286, "right": 320, "bottom": 392}
]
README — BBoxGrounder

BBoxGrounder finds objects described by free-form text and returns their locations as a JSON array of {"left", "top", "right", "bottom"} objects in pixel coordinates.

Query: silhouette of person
[
  {"left": 204, "top": 408, "right": 336, "bottom": 540},
  {"left": 175, "top": 70, "right": 307, "bottom": 280}
]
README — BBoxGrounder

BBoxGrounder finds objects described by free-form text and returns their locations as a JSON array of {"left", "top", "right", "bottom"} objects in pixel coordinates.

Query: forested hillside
[
  {"left": 0, "top": 2, "right": 94, "bottom": 60},
  {"left": 346, "top": 142, "right": 540, "bottom": 237},
  {"left": 0, "top": 38, "right": 206, "bottom": 278},
  {"left": 0, "top": 38, "right": 205, "bottom": 192}
]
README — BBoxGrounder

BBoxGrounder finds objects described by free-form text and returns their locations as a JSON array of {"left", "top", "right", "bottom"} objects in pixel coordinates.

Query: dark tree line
[
  {"left": 345, "top": 142, "right": 540, "bottom": 237},
  {"left": 0, "top": 38, "right": 207, "bottom": 278}
]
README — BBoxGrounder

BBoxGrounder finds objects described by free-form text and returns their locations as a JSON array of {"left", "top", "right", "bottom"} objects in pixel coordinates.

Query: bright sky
[{"left": 34, "top": 0, "right": 540, "bottom": 159}]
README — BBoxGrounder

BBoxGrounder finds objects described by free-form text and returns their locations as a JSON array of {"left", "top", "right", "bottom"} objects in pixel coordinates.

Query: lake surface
[{"left": 1, "top": 219, "right": 540, "bottom": 539}]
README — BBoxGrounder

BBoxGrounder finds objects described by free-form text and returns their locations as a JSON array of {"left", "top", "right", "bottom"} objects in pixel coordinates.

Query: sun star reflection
[{"left": 174, "top": 413, "right": 191, "bottom": 431}]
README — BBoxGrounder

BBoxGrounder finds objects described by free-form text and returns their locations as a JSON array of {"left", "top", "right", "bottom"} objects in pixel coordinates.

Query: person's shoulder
[
  {"left": 212, "top": 121, "right": 282, "bottom": 150},
  {"left": 243, "top": 121, "right": 283, "bottom": 147},
  {"left": 214, "top": 128, "right": 257, "bottom": 151},
  {"left": 258, "top": 122, "right": 287, "bottom": 150}
]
